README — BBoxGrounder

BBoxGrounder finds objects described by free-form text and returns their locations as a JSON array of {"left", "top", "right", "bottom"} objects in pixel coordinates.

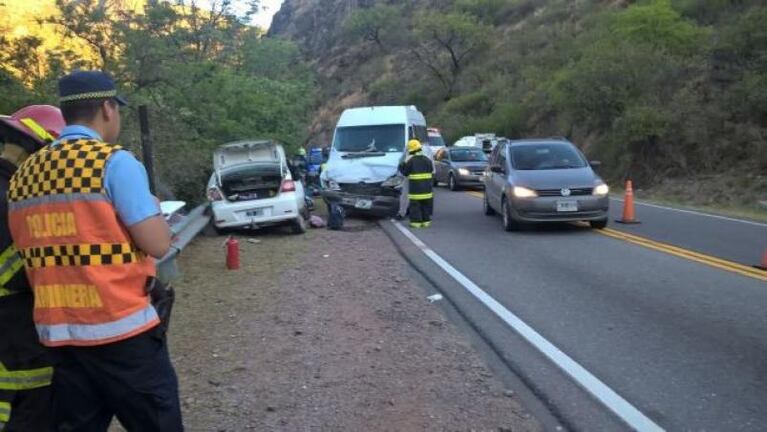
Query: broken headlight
[
  {"left": 381, "top": 175, "right": 404, "bottom": 189},
  {"left": 325, "top": 179, "right": 341, "bottom": 191}
]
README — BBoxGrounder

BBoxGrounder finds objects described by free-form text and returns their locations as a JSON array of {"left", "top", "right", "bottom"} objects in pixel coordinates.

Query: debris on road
[
  {"left": 309, "top": 215, "right": 326, "bottom": 228},
  {"left": 427, "top": 293, "right": 444, "bottom": 303}
]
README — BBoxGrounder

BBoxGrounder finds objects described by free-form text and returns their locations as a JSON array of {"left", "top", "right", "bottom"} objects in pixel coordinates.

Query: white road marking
[
  {"left": 610, "top": 198, "right": 767, "bottom": 228},
  {"left": 391, "top": 220, "right": 665, "bottom": 432}
]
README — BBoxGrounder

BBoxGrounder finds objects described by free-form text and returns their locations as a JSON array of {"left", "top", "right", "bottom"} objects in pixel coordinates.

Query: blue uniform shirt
[{"left": 55, "top": 125, "right": 160, "bottom": 227}]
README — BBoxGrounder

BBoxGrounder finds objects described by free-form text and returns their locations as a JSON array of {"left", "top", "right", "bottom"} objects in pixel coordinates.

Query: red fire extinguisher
[{"left": 226, "top": 236, "right": 240, "bottom": 270}]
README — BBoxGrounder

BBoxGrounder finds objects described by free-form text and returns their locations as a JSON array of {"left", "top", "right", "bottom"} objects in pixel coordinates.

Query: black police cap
[{"left": 58, "top": 70, "right": 128, "bottom": 106}]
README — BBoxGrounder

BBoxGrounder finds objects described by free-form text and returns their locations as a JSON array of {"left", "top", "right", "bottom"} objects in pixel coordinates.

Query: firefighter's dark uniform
[
  {"left": 399, "top": 142, "right": 434, "bottom": 228},
  {"left": 0, "top": 157, "right": 53, "bottom": 431}
]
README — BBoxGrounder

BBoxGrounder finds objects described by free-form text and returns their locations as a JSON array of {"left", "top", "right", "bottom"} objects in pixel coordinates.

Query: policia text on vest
[{"left": 8, "top": 139, "right": 159, "bottom": 346}]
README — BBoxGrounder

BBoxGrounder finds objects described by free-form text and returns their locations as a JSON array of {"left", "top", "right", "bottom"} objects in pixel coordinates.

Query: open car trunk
[{"left": 220, "top": 164, "right": 283, "bottom": 202}]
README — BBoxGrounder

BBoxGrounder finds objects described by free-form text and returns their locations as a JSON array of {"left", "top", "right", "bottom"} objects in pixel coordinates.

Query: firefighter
[
  {"left": 0, "top": 105, "right": 65, "bottom": 431},
  {"left": 399, "top": 139, "right": 434, "bottom": 228},
  {"left": 7, "top": 71, "right": 182, "bottom": 431}
]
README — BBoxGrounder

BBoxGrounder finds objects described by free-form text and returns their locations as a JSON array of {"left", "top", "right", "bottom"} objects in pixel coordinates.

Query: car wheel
[
  {"left": 589, "top": 219, "right": 608, "bottom": 230},
  {"left": 448, "top": 174, "right": 458, "bottom": 191},
  {"left": 502, "top": 197, "right": 520, "bottom": 232},
  {"left": 291, "top": 214, "right": 308, "bottom": 234},
  {"left": 483, "top": 193, "right": 496, "bottom": 216}
]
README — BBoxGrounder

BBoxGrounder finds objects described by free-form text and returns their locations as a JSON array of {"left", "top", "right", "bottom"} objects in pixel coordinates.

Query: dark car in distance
[{"left": 434, "top": 147, "right": 488, "bottom": 191}]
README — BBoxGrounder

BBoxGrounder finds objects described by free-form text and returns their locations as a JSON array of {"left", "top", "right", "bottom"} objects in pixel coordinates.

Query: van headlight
[
  {"left": 593, "top": 183, "right": 609, "bottom": 196},
  {"left": 382, "top": 175, "right": 404, "bottom": 189},
  {"left": 457, "top": 168, "right": 470, "bottom": 176},
  {"left": 325, "top": 179, "right": 341, "bottom": 191}
]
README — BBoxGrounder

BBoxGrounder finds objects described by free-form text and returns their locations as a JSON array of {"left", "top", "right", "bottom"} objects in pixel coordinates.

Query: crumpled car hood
[{"left": 323, "top": 152, "right": 403, "bottom": 183}]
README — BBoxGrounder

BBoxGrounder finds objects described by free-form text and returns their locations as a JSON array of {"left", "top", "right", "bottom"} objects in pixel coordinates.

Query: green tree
[
  {"left": 611, "top": 0, "right": 709, "bottom": 56},
  {"left": 23, "top": 0, "right": 316, "bottom": 203},
  {"left": 343, "top": 4, "right": 400, "bottom": 50},
  {"left": 412, "top": 11, "right": 491, "bottom": 100}
]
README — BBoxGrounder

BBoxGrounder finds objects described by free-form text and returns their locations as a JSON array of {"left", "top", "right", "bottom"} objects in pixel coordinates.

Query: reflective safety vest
[
  {"left": 0, "top": 245, "right": 24, "bottom": 298},
  {"left": 0, "top": 400, "right": 9, "bottom": 426},
  {"left": 400, "top": 153, "right": 434, "bottom": 201},
  {"left": 7, "top": 139, "right": 159, "bottom": 347},
  {"left": 0, "top": 361, "right": 52, "bottom": 391}
]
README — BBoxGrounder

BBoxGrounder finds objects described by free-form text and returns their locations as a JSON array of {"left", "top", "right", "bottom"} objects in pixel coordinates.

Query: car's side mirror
[
  {"left": 589, "top": 160, "right": 602, "bottom": 168},
  {"left": 490, "top": 165, "right": 505, "bottom": 174}
]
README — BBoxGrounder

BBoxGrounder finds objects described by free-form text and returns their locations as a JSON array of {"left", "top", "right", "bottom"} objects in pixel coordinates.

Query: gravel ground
[{"left": 120, "top": 213, "right": 542, "bottom": 431}]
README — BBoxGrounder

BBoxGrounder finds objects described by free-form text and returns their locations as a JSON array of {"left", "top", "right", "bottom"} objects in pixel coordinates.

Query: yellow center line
[
  {"left": 464, "top": 192, "right": 767, "bottom": 282},
  {"left": 467, "top": 191, "right": 484, "bottom": 199}
]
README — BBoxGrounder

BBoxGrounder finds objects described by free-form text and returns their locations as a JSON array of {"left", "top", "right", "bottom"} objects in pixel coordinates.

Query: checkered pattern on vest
[
  {"left": 21, "top": 243, "right": 141, "bottom": 269},
  {"left": 8, "top": 139, "right": 122, "bottom": 202}
]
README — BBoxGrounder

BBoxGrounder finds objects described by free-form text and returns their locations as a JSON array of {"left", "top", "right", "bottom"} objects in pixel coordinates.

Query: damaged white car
[
  {"left": 207, "top": 140, "right": 308, "bottom": 234},
  {"left": 321, "top": 106, "right": 428, "bottom": 217}
]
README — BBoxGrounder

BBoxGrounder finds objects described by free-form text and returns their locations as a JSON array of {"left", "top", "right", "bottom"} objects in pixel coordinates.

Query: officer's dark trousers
[
  {"left": 409, "top": 198, "right": 433, "bottom": 227},
  {"left": 48, "top": 328, "right": 183, "bottom": 432}
]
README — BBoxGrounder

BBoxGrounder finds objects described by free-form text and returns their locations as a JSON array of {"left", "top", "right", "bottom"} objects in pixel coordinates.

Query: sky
[
  {"left": 254, "top": 0, "right": 285, "bottom": 29},
  {"left": 197, "top": 0, "right": 285, "bottom": 29}
]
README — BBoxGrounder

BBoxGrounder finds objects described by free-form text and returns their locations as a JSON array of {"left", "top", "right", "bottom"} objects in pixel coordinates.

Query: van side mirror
[
  {"left": 490, "top": 165, "right": 505, "bottom": 174},
  {"left": 589, "top": 160, "right": 602, "bottom": 168}
]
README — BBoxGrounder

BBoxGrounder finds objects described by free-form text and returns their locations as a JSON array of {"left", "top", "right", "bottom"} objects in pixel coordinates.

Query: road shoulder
[{"left": 167, "top": 217, "right": 542, "bottom": 431}]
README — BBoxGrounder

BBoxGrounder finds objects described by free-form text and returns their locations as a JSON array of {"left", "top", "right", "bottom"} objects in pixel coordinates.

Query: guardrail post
[{"left": 139, "top": 105, "right": 156, "bottom": 195}]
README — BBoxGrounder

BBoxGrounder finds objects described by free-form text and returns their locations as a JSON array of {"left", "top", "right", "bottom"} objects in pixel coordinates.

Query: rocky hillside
[{"left": 269, "top": 0, "right": 767, "bottom": 209}]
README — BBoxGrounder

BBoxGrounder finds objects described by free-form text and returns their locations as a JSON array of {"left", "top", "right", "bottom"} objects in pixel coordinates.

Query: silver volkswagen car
[{"left": 483, "top": 139, "right": 609, "bottom": 230}]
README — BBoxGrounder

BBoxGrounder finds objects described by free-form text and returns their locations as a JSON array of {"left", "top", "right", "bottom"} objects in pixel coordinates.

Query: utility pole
[{"left": 138, "top": 105, "right": 157, "bottom": 195}]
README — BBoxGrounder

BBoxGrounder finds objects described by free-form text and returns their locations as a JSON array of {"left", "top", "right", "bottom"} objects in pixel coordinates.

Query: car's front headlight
[
  {"left": 593, "top": 183, "right": 609, "bottom": 196},
  {"left": 325, "top": 179, "right": 341, "bottom": 191},
  {"left": 512, "top": 186, "right": 538, "bottom": 198},
  {"left": 457, "top": 168, "right": 470, "bottom": 176},
  {"left": 382, "top": 175, "right": 404, "bottom": 189}
]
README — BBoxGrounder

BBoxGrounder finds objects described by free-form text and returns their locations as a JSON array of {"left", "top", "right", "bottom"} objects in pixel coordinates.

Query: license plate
[
  {"left": 246, "top": 209, "right": 263, "bottom": 217},
  {"left": 556, "top": 201, "right": 578, "bottom": 212},
  {"left": 355, "top": 199, "right": 373, "bottom": 209}
]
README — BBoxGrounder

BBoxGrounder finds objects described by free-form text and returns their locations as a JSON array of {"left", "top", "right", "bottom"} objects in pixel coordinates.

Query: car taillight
[
  {"left": 207, "top": 187, "right": 223, "bottom": 201},
  {"left": 280, "top": 180, "right": 296, "bottom": 193}
]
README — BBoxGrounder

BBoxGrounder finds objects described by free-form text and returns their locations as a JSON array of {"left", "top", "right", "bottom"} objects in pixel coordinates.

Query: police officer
[
  {"left": 7, "top": 71, "right": 183, "bottom": 431},
  {"left": 0, "top": 105, "right": 65, "bottom": 431},
  {"left": 399, "top": 139, "right": 434, "bottom": 228}
]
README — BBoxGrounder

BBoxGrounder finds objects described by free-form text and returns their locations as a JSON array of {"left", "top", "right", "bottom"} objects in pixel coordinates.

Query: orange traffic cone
[
  {"left": 755, "top": 248, "right": 767, "bottom": 271},
  {"left": 616, "top": 180, "right": 641, "bottom": 224}
]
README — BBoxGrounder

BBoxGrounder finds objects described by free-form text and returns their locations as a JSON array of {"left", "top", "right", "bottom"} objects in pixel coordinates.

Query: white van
[
  {"left": 207, "top": 140, "right": 308, "bottom": 233},
  {"left": 454, "top": 133, "right": 498, "bottom": 153},
  {"left": 321, "top": 106, "right": 427, "bottom": 217}
]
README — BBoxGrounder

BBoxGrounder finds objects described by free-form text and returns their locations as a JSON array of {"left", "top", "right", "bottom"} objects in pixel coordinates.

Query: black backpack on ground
[{"left": 327, "top": 203, "right": 345, "bottom": 230}]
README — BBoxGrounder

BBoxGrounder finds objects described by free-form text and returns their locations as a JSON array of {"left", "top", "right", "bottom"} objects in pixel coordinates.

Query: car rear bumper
[
  {"left": 511, "top": 195, "right": 609, "bottom": 222},
  {"left": 322, "top": 190, "right": 400, "bottom": 217},
  {"left": 456, "top": 173, "right": 485, "bottom": 187},
  {"left": 212, "top": 196, "right": 301, "bottom": 228}
]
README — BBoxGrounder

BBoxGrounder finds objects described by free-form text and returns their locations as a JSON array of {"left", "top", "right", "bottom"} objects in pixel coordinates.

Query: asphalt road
[
  {"left": 607, "top": 197, "right": 766, "bottom": 266},
  {"left": 386, "top": 188, "right": 767, "bottom": 431}
]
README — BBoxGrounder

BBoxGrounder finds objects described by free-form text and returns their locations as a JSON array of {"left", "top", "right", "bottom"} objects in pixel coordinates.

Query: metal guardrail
[{"left": 157, "top": 203, "right": 211, "bottom": 284}]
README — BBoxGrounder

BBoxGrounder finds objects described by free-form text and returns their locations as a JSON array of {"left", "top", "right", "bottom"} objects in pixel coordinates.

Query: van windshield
[{"left": 333, "top": 124, "right": 405, "bottom": 153}]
